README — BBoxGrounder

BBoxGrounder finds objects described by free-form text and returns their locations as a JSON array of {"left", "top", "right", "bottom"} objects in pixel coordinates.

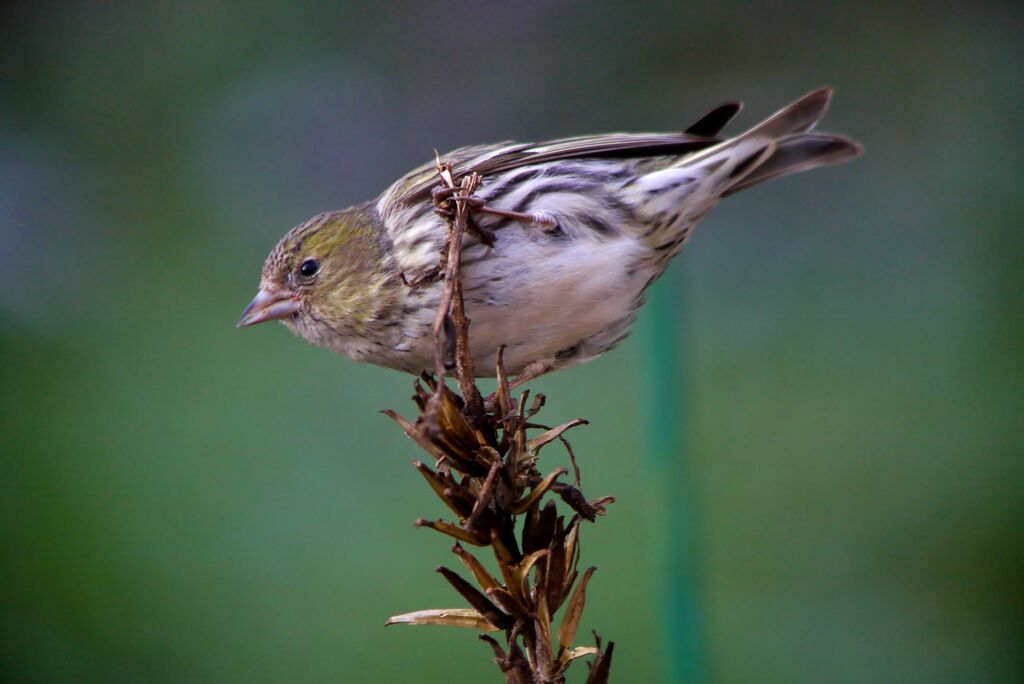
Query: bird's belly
[
  {"left": 371, "top": 228, "right": 656, "bottom": 376},
  {"left": 460, "top": 233, "right": 651, "bottom": 375}
]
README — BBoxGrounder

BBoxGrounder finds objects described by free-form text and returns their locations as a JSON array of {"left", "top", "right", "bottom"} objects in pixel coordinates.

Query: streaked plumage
[{"left": 240, "top": 88, "right": 861, "bottom": 377}]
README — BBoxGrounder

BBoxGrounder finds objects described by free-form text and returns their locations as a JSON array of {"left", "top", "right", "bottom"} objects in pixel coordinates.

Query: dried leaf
[
  {"left": 559, "top": 646, "right": 600, "bottom": 667},
  {"left": 516, "top": 391, "right": 529, "bottom": 422},
  {"left": 385, "top": 608, "right": 500, "bottom": 632},
  {"left": 494, "top": 346, "right": 514, "bottom": 419},
  {"left": 416, "top": 518, "right": 487, "bottom": 546},
  {"left": 510, "top": 467, "right": 566, "bottom": 514},
  {"left": 452, "top": 543, "right": 500, "bottom": 593},
  {"left": 486, "top": 586, "right": 526, "bottom": 616},
  {"left": 465, "top": 460, "right": 500, "bottom": 531},
  {"left": 413, "top": 461, "right": 473, "bottom": 518},
  {"left": 584, "top": 640, "right": 615, "bottom": 684},
  {"left": 523, "top": 500, "right": 557, "bottom": 555},
  {"left": 383, "top": 410, "right": 450, "bottom": 463},
  {"left": 480, "top": 635, "right": 533, "bottom": 684},
  {"left": 589, "top": 495, "right": 616, "bottom": 515},
  {"left": 490, "top": 528, "right": 521, "bottom": 594},
  {"left": 562, "top": 518, "right": 581, "bottom": 596},
  {"left": 557, "top": 566, "right": 596, "bottom": 656},
  {"left": 381, "top": 408, "right": 417, "bottom": 436},
  {"left": 435, "top": 153, "right": 454, "bottom": 187},
  {"left": 533, "top": 591, "right": 555, "bottom": 679},
  {"left": 563, "top": 518, "right": 580, "bottom": 567},
  {"left": 437, "top": 566, "right": 512, "bottom": 629},
  {"left": 545, "top": 518, "right": 569, "bottom": 611},
  {"left": 554, "top": 483, "right": 612, "bottom": 522},
  {"left": 531, "top": 554, "right": 548, "bottom": 605},
  {"left": 516, "top": 549, "right": 549, "bottom": 599},
  {"left": 526, "top": 392, "right": 546, "bottom": 418},
  {"left": 476, "top": 445, "right": 504, "bottom": 467},
  {"left": 479, "top": 633, "right": 507, "bottom": 660},
  {"left": 494, "top": 519, "right": 522, "bottom": 563},
  {"left": 526, "top": 419, "right": 588, "bottom": 454}
]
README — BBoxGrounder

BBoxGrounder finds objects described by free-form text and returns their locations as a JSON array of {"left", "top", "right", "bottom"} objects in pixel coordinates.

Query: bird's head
[{"left": 238, "top": 204, "right": 390, "bottom": 349}]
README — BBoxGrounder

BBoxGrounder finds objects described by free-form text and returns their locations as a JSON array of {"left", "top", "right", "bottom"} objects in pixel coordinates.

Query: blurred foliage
[{"left": 1, "top": 1, "right": 1022, "bottom": 682}]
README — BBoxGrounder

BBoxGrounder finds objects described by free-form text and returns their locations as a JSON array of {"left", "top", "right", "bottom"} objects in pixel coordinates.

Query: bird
[{"left": 239, "top": 88, "right": 860, "bottom": 385}]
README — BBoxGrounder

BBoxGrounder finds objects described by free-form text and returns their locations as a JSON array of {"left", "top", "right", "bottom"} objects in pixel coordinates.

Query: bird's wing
[{"left": 383, "top": 101, "right": 741, "bottom": 208}]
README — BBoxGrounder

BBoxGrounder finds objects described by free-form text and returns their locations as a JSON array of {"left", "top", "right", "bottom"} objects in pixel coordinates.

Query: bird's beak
[{"left": 237, "top": 288, "right": 299, "bottom": 327}]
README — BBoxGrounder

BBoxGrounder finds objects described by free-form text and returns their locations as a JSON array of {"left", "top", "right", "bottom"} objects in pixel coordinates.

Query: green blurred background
[{"left": 2, "top": 1, "right": 1021, "bottom": 682}]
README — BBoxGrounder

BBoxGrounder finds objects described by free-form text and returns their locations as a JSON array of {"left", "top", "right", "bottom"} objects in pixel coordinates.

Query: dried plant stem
[
  {"left": 431, "top": 164, "right": 484, "bottom": 418},
  {"left": 385, "top": 160, "right": 615, "bottom": 683}
]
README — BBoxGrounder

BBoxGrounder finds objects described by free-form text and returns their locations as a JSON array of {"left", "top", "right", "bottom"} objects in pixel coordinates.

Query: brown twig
[{"left": 430, "top": 161, "right": 485, "bottom": 418}]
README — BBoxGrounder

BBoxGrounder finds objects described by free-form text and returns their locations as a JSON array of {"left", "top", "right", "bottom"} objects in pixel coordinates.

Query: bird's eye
[{"left": 299, "top": 258, "right": 319, "bottom": 278}]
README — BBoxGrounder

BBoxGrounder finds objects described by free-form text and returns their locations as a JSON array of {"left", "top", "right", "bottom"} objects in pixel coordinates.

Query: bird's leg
[
  {"left": 452, "top": 194, "right": 560, "bottom": 232},
  {"left": 484, "top": 359, "right": 555, "bottom": 411}
]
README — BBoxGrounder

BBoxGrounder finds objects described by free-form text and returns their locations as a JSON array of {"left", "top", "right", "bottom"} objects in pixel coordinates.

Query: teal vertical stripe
[{"left": 641, "top": 269, "right": 706, "bottom": 684}]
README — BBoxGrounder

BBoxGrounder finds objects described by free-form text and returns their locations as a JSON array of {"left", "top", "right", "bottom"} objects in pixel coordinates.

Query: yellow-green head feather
[{"left": 261, "top": 203, "right": 396, "bottom": 349}]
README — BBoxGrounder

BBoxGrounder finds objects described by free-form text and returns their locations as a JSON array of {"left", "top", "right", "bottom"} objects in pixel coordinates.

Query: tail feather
[
  {"left": 677, "top": 88, "right": 833, "bottom": 169},
  {"left": 741, "top": 87, "right": 833, "bottom": 139},
  {"left": 673, "top": 88, "right": 859, "bottom": 194},
  {"left": 629, "top": 88, "right": 860, "bottom": 248},
  {"left": 723, "top": 133, "right": 862, "bottom": 196}
]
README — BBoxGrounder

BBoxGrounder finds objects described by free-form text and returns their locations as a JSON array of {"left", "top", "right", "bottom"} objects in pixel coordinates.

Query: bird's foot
[
  {"left": 453, "top": 194, "right": 560, "bottom": 232},
  {"left": 434, "top": 182, "right": 558, "bottom": 245}
]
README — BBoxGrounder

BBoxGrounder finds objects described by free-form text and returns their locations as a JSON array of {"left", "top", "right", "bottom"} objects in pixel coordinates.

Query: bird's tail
[
  {"left": 722, "top": 131, "right": 862, "bottom": 195},
  {"left": 628, "top": 88, "right": 860, "bottom": 256},
  {"left": 685, "top": 87, "right": 862, "bottom": 195}
]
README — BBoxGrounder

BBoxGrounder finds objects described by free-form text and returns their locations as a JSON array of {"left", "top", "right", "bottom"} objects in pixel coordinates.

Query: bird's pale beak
[{"left": 237, "top": 288, "right": 299, "bottom": 327}]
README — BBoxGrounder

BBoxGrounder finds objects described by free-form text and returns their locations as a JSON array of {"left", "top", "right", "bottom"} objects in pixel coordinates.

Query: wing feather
[{"left": 387, "top": 128, "right": 726, "bottom": 207}]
